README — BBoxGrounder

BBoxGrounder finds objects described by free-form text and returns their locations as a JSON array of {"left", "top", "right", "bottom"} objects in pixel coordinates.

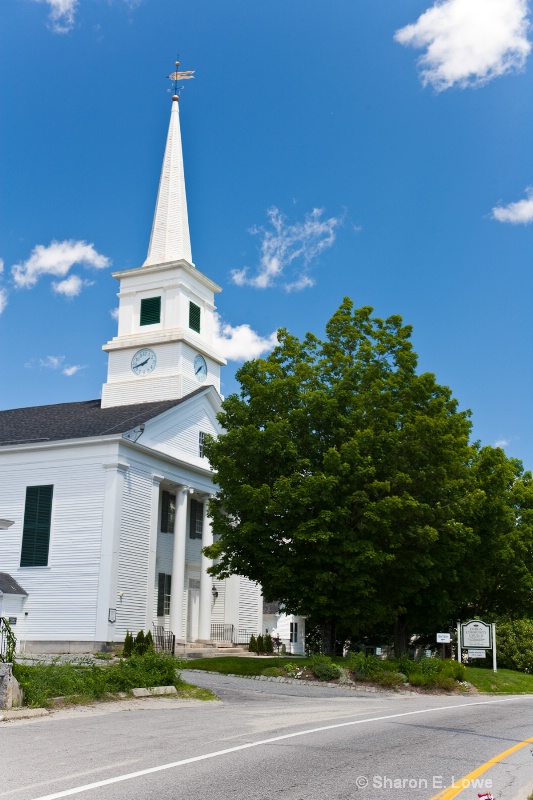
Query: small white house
[
  {"left": 263, "top": 602, "right": 306, "bottom": 656},
  {"left": 0, "top": 84, "right": 262, "bottom": 653}
]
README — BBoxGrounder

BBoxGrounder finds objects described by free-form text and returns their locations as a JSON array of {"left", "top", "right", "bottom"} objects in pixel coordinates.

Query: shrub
[
  {"left": 434, "top": 675, "right": 457, "bottom": 692},
  {"left": 144, "top": 630, "right": 154, "bottom": 651},
  {"left": 261, "top": 667, "right": 285, "bottom": 677},
  {"left": 407, "top": 672, "right": 433, "bottom": 687},
  {"left": 495, "top": 619, "right": 533, "bottom": 673},
  {"left": 347, "top": 651, "right": 366, "bottom": 674},
  {"left": 440, "top": 659, "right": 465, "bottom": 681},
  {"left": 264, "top": 634, "right": 274, "bottom": 654},
  {"left": 133, "top": 631, "right": 148, "bottom": 656},
  {"left": 375, "top": 672, "right": 405, "bottom": 689},
  {"left": 419, "top": 657, "right": 441, "bottom": 676},
  {"left": 256, "top": 635, "right": 264, "bottom": 654},
  {"left": 123, "top": 631, "right": 133, "bottom": 658},
  {"left": 310, "top": 655, "right": 341, "bottom": 681},
  {"left": 249, "top": 634, "right": 257, "bottom": 653}
]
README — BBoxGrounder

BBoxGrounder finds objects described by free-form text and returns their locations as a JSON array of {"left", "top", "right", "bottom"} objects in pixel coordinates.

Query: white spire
[{"left": 143, "top": 96, "right": 192, "bottom": 267}]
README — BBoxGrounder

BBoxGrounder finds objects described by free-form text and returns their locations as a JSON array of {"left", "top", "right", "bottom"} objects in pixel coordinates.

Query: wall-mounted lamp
[
  {"left": 211, "top": 586, "right": 219, "bottom": 600},
  {"left": 118, "top": 591, "right": 125, "bottom": 599}
]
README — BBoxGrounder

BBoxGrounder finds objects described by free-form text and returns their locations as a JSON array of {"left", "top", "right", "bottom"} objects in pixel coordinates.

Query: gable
[{"left": 128, "top": 387, "right": 222, "bottom": 464}]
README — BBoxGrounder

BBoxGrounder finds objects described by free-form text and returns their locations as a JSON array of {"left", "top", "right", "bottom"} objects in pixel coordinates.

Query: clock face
[
  {"left": 131, "top": 348, "right": 157, "bottom": 376},
  {"left": 194, "top": 354, "right": 208, "bottom": 382}
]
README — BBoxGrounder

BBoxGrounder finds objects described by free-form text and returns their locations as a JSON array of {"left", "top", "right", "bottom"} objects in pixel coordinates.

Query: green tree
[{"left": 204, "top": 301, "right": 483, "bottom": 654}]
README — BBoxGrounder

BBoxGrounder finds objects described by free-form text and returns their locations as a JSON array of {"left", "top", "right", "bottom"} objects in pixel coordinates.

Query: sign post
[
  {"left": 459, "top": 619, "right": 497, "bottom": 673},
  {"left": 436, "top": 632, "right": 451, "bottom": 659}
]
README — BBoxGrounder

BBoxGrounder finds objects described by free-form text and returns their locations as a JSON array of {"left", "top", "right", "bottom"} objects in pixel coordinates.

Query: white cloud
[
  {"left": 492, "top": 188, "right": 533, "bottom": 224},
  {"left": 0, "top": 288, "right": 7, "bottom": 315},
  {"left": 62, "top": 364, "right": 85, "bottom": 376},
  {"left": 38, "top": 355, "right": 85, "bottom": 376},
  {"left": 214, "top": 314, "right": 278, "bottom": 361},
  {"left": 0, "top": 259, "right": 4, "bottom": 274},
  {"left": 35, "top": 0, "right": 78, "bottom": 33},
  {"left": 12, "top": 240, "right": 110, "bottom": 291},
  {"left": 39, "top": 355, "right": 65, "bottom": 370},
  {"left": 232, "top": 207, "right": 341, "bottom": 291},
  {"left": 495, "top": 439, "right": 510, "bottom": 448},
  {"left": 395, "top": 0, "right": 531, "bottom": 91},
  {"left": 52, "top": 274, "right": 94, "bottom": 297},
  {"left": 110, "top": 307, "right": 120, "bottom": 320}
]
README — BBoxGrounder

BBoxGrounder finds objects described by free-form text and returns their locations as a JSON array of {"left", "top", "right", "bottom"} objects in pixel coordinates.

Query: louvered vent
[
  {"left": 189, "top": 301, "right": 201, "bottom": 333},
  {"left": 140, "top": 296, "right": 161, "bottom": 326}
]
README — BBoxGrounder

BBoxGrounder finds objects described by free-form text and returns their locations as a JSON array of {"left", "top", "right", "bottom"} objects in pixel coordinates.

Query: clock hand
[{"left": 137, "top": 357, "right": 150, "bottom": 368}]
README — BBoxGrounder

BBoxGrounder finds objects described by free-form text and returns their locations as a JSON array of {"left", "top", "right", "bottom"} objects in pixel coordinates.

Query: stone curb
[
  {"left": 184, "top": 669, "right": 420, "bottom": 695},
  {"left": 0, "top": 707, "right": 50, "bottom": 721}
]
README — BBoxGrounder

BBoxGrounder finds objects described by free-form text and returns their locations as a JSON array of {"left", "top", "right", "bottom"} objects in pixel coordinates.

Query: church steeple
[
  {"left": 101, "top": 60, "right": 226, "bottom": 410},
  {"left": 143, "top": 63, "right": 194, "bottom": 268}
]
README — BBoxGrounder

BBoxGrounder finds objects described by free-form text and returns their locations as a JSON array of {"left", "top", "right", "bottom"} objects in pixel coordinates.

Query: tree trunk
[
  {"left": 321, "top": 621, "right": 337, "bottom": 655},
  {"left": 393, "top": 615, "right": 408, "bottom": 659}
]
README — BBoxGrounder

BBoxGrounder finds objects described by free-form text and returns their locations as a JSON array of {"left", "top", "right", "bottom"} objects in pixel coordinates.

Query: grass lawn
[
  {"left": 185, "top": 656, "right": 320, "bottom": 675},
  {"left": 465, "top": 667, "right": 533, "bottom": 693}
]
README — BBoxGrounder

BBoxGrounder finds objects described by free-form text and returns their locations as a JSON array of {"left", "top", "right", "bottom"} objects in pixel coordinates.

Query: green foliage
[
  {"left": 261, "top": 666, "right": 285, "bottom": 677},
  {"left": 0, "top": 617, "right": 17, "bottom": 663},
  {"left": 13, "top": 652, "right": 181, "bottom": 708},
  {"left": 204, "top": 301, "right": 477, "bottom": 646},
  {"left": 419, "top": 657, "right": 441, "bottom": 675},
  {"left": 256, "top": 634, "right": 264, "bottom": 653},
  {"left": 249, "top": 634, "right": 257, "bottom": 653},
  {"left": 375, "top": 671, "right": 406, "bottom": 689},
  {"left": 123, "top": 631, "right": 133, "bottom": 658},
  {"left": 494, "top": 619, "right": 533, "bottom": 672},
  {"left": 310, "top": 654, "right": 341, "bottom": 681},
  {"left": 144, "top": 630, "right": 154, "bottom": 651},
  {"left": 133, "top": 630, "right": 147, "bottom": 656},
  {"left": 264, "top": 634, "right": 274, "bottom": 654}
]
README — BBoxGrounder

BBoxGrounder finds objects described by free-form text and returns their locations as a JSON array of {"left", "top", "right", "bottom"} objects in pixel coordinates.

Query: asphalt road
[{"left": 1, "top": 670, "right": 532, "bottom": 800}]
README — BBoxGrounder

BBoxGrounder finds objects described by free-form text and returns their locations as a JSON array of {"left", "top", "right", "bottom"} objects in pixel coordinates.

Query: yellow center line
[{"left": 429, "top": 735, "right": 533, "bottom": 800}]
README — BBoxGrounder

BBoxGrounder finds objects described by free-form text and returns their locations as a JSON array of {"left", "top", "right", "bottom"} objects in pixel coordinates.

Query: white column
[
  {"left": 169, "top": 486, "right": 189, "bottom": 641},
  {"left": 198, "top": 497, "right": 214, "bottom": 641},
  {"left": 95, "top": 462, "right": 129, "bottom": 642},
  {"left": 144, "top": 474, "right": 164, "bottom": 632}
]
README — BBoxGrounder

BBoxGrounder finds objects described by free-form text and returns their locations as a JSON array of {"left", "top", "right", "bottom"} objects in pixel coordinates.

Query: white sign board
[
  {"left": 436, "top": 633, "right": 451, "bottom": 643},
  {"left": 468, "top": 649, "right": 486, "bottom": 659},
  {"left": 375, "top": 647, "right": 382, "bottom": 655},
  {"left": 461, "top": 619, "right": 492, "bottom": 649}
]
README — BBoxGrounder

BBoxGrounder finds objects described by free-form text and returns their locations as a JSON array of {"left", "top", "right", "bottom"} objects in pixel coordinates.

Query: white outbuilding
[{"left": 0, "top": 81, "right": 262, "bottom": 654}]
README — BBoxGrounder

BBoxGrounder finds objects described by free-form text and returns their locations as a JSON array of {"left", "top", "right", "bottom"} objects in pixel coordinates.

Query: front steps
[{"left": 174, "top": 641, "right": 251, "bottom": 659}]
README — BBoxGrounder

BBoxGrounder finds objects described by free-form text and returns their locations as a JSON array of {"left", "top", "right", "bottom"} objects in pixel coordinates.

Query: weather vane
[{"left": 168, "top": 57, "right": 195, "bottom": 98}]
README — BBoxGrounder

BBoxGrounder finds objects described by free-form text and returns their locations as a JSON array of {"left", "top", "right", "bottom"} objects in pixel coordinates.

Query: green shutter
[
  {"left": 157, "top": 572, "right": 165, "bottom": 616},
  {"left": 189, "top": 499, "right": 203, "bottom": 539},
  {"left": 140, "top": 296, "right": 161, "bottom": 326},
  {"left": 189, "top": 301, "right": 201, "bottom": 333},
  {"left": 20, "top": 485, "right": 53, "bottom": 567},
  {"left": 161, "top": 490, "right": 169, "bottom": 533}
]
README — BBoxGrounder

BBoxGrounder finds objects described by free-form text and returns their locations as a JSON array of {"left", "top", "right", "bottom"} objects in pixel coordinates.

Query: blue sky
[{"left": 1, "top": 0, "right": 533, "bottom": 466}]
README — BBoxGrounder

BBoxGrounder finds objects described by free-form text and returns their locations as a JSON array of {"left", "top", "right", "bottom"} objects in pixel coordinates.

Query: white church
[{"left": 0, "top": 74, "right": 263, "bottom": 653}]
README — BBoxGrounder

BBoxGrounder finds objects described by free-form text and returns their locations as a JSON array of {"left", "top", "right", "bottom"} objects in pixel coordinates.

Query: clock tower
[{"left": 101, "top": 66, "right": 226, "bottom": 408}]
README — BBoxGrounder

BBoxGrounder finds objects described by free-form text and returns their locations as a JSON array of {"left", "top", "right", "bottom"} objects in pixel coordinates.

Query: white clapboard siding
[
  {"left": 0, "top": 456, "right": 105, "bottom": 640},
  {"left": 115, "top": 466, "right": 153, "bottom": 637},
  {"left": 238, "top": 577, "right": 261, "bottom": 633},
  {"left": 210, "top": 579, "right": 226, "bottom": 624},
  {"left": 146, "top": 405, "right": 218, "bottom": 464}
]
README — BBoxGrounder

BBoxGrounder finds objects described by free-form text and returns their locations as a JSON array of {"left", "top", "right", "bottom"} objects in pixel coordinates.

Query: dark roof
[
  {"left": 263, "top": 601, "right": 280, "bottom": 615},
  {"left": 0, "top": 573, "right": 27, "bottom": 596},
  {"left": 0, "top": 387, "right": 210, "bottom": 446}
]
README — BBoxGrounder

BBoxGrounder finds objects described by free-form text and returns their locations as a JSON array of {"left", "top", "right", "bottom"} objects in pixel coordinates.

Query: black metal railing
[
  {"left": 235, "top": 628, "right": 256, "bottom": 645},
  {"left": 211, "top": 623, "right": 234, "bottom": 642},
  {"left": 152, "top": 624, "right": 175, "bottom": 656},
  {"left": 0, "top": 617, "right": 16, "bottom": 663}
]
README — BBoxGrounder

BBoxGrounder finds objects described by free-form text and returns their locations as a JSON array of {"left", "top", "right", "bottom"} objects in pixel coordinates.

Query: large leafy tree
[{"left": 204, "top": 300, "right": 530, "bottom": 652}]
